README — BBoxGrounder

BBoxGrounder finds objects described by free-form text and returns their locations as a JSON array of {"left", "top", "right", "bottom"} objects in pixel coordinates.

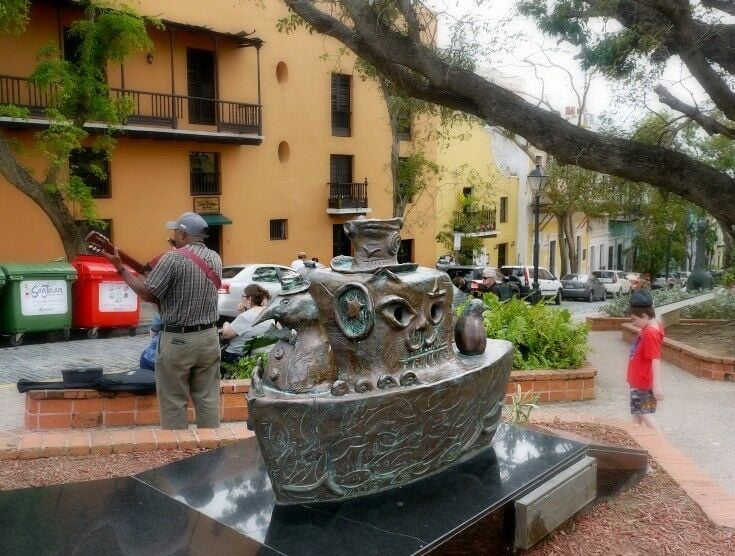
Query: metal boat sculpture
[{"left": 247, "top": 217, "right": 512, "bottom": 504}]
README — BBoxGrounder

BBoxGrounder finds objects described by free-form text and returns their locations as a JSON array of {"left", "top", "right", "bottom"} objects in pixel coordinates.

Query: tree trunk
[
  {"left": 717, "top": 218, "right": 733, "bottom": 269},
  {"left": 555, "top": 214, "right": 568, "bottom": 278},
  {"left": 0, "top": 133, "right": 87, "bottom": 260},
  {"left": 563, "top": 213, "right": 578, "bottom": 274}
]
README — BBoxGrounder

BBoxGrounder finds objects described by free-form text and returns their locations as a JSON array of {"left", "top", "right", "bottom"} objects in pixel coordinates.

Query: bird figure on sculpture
[{"left": 454, "top": 299, "right": 487, "bottom": 356}]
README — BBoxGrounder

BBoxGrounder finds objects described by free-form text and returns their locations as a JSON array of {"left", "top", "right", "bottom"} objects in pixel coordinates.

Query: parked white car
[
  {"left": 218, "top": 264, "right": 296, "bottom": 319},
  {"left": 500, "top": 265, "right": 563, "bottom": 304},
  {"left": 591, "top": 270, "right": 631, "bottom": 297}
]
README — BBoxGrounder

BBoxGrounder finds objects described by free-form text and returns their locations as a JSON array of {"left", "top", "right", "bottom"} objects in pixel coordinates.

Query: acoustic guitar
[{"left": 85, "top": 231, "right": 149, "bottom": 273}]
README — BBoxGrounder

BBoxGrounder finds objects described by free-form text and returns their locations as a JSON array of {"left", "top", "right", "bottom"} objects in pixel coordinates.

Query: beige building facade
[{"left": 0, "top": 0, "right": 436, "bottom": 267}]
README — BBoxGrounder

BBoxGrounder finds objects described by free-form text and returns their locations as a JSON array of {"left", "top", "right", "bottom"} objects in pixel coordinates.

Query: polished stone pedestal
[{"left": 0, "top": 424, "right": 589, "bottom": 555}]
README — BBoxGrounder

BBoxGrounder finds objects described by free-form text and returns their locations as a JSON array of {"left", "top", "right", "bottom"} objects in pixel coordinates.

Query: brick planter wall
[
  {"left": 621, "top": 323, "right": 734, "bottom": 381},
  {"left": 25, "top": 380, "right": 250, "bottom": 430},
  {"left": 506, "top": 363, "right": 596, "bottom": 403},
  {"left": 588, "top": 315, "right": 729, "bottom": 332},
  {"left": 586, "top": 315, "right": 631, "bottom": 331}
]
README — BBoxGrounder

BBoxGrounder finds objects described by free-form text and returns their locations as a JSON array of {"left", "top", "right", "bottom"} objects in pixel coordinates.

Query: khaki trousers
[{"left": 156, "top": 327, "right": 221, "bottom": 430}]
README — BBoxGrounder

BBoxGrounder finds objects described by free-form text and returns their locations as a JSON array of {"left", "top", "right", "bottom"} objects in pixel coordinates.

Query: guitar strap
[{"left": 176, "top": 248, "right": 222, "bottom": 289}]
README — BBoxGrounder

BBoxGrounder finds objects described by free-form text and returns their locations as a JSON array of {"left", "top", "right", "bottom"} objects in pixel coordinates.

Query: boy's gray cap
[
  {"left": 629, "top": 290, "right": 653, "bottom": 308},
  {"left": 166, "top": 212, "right": 209, "bottom": 238}
]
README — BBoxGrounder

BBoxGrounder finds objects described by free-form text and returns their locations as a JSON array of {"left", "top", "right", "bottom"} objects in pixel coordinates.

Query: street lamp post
[
  {"left": 665, "top": 222, "right": 676, "bottom": 284},
  {"left": 527, "top": 156, "right": 549, "bottom": 302}
]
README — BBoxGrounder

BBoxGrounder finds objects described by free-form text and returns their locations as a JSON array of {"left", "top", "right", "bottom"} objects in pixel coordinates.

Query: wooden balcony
[
  {"left": 327, "top": 180, "right": 370, "bottom": 215},
  {"left": 453, "top": 208, "right": 497, "bottom": 237},
  {"left": 0, "top": 75, "right": 262, "bottom": 145}
]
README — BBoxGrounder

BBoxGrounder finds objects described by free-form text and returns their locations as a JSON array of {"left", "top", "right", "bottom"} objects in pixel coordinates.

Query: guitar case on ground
[{"left": 17, "top": 368, "right": 155, "bottom": 394}]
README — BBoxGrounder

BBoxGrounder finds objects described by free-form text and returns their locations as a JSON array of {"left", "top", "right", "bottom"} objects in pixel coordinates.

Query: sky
[{"left": 426, "top": 0, "right": 728, "bottom": 131}]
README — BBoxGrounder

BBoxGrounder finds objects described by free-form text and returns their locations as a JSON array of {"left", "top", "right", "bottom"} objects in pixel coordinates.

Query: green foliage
[
  {"left": 0, "top": 0, "right": 28, "bottom": 35},
  {"left": 600, "top": 288, "right": 697, "bottom": 317},
  {"left": 517, "top": 0, "right": 666, "bottom": 79},
  {"left": 481, "top": 295, "right": 589, "bottom": 370},
  {"left": 0, "top": 104, "right": 30, "bottom": 119},
  {"left": 0, "top": 0, "right": 155, "bottom": 243},
  {"left": 221, "top": 353, "right": 269, "bottom": 380},
  {"left": 505, "top": 383, "right": 540, "bottom": 423},
  {"left": 396, "top": 152, "right": 439, "bottom": 205},
  {"left": 680, "top": 290, "right": 735, "bottom": 320},
  {"left": 720, "top": 269, "right": 735, "bottom": 289}
]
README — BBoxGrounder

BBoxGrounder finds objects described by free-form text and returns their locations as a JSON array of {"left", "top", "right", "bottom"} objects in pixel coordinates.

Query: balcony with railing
[
  {"left": 452, "top": 208, "right": 497, "bottom": 237},
  {"left": 0, "top": 75, "right": 262, "bottom": 144},
  {"left": 327, "top": 180, "right": 370, "bottom": 215}
]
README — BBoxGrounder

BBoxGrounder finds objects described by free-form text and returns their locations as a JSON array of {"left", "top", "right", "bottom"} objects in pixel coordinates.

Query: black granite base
[{"left": 0, "top": 424, "right": 588, "bottom": 555}]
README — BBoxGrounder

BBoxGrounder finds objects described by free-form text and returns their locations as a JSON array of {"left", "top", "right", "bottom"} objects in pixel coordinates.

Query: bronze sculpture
[{"left": 248, "top": 217, "right": 512, "bottom": 504}]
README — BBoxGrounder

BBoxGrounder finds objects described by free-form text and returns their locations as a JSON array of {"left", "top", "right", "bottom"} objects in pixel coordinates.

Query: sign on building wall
[
  {"left": 20, "top": 280, "right": 68, "bottom": 316},
  {"left": 193, "top": 196, "right": 220, "bottom": 214}
]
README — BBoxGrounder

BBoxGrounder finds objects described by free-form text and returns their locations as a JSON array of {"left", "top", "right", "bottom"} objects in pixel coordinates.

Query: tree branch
[
  {"left": 655, "top": 85, "right": 735, "bottom": 139},
  {"left": 396, "top": 0, "right": 421, "bottom": 43},
  {"left": 283, "top": 0, "right": 735, "bottom": 233}
]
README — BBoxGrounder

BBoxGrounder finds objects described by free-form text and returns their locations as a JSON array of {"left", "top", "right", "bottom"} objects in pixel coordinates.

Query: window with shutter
[
  {"left": 187, "top": 48, "right": 216, "bottom": 125},
  {"left": 499, "top": 196, "right": 508, "bottom": 223},
  {"left": 331, "top": 73, "right": 351, "bottom": 136},
  {"left": 330, "top": 155, "right": 353, "bottom": 184}
]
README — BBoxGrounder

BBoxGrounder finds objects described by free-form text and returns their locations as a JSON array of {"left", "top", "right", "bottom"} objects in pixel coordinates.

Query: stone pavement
[{"left": 535, "top": 330, "right": 735, "bottom": 495}]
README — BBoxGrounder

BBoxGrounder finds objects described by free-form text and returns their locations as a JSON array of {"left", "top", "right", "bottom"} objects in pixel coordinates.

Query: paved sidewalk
[{"left": 536, "top": 330, "right": 735, "bottom": 495}]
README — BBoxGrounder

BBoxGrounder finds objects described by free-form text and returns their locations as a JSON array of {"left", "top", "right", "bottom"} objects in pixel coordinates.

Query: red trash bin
[{"left": 71, "top": 255, "right": 141, "bottom": 338}]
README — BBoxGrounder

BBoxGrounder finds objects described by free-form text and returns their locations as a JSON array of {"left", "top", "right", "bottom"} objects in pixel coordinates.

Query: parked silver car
[
  {"left": 560, "top": 273, "right": 607, "bottom": 302},
  {"left": 591, "top": 270, "right": 631, "bottom": 297}
]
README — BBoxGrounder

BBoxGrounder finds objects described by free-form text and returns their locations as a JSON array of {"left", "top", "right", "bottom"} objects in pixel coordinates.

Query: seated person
[
  {"left": 220, "top": 284, "right": 274, "bottom": 365},
  {"left": 139, "top": 315, "right": 161, "bottom": 371},
  {"left": 476, "top": 268, "right": 502, "bottom": 298}
]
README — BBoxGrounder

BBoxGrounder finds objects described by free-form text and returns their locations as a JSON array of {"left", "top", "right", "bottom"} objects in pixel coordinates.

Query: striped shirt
[{"left": 145, "top": 243, "right": 222, "bottom": 326}]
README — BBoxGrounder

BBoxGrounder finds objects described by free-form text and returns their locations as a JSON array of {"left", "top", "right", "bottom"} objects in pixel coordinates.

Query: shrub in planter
[
  {"left": 481, "top": 294, "right": 588, "bottom": 370},
  {"left": 681, "top": 290, "right": 735, "bottom": 319},
  {"left": 601, "top": 288, "right": 697, "bottom": 317},
  {"left": 221, "top": 353, "right": 268, "bottom": 380}
]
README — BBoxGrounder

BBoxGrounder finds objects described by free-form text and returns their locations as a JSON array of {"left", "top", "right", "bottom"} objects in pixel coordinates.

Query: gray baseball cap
[{"left": 166, "top": 212, "right": 209, "bottom": 238}]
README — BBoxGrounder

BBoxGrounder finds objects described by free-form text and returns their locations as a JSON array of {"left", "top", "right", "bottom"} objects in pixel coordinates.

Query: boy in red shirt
[{"left": 627, "top": 291, "right": 665, "bottom": 431}]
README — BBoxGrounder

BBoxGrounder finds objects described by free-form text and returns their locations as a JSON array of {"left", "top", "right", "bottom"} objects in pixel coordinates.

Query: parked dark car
[{"left": 560, "top": 273, "right": 607, "bottom": 302}]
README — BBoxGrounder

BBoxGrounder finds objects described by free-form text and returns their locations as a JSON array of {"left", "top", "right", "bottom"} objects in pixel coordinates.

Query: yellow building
[
  {"left": 0, "top": 0, "right": 436, "bottom": 267},
  {"left": 434, "top": 122, "right": 520, "bottom": 268}
]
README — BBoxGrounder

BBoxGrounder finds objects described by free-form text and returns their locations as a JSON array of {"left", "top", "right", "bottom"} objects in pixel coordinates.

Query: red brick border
[
  {"left": 506, "top": 363, "right": 596, "bottom": 403},
  {"left": 25, "top": 380, "right": 251, "bottom": 430},
  {"left": 587, "top": 315, "right": 728, "bottom": 332},
  {"left": 621, "top": 323, "right": 734, "bottom": 381},
  {"left": 1, "top": 424, "right": 254, "bottom": 461},
  {"left": 532, "top": 411, "right": 735, "bottom": 529}
]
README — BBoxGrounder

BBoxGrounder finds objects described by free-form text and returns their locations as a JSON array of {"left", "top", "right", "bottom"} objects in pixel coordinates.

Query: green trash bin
[{"left": 0, "top": 262, "right": 77, "bottom": 346}]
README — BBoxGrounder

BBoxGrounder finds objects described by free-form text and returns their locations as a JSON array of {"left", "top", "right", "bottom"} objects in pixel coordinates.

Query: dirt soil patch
[
  {"left": 524, "top": 420, "right": 734, "bottom": 555},
  {"left": 0, "top": 449, "right": 208, "bottom": 490},
  {"left": 666, "top": 322, "right": 735, "bottom": 358}
]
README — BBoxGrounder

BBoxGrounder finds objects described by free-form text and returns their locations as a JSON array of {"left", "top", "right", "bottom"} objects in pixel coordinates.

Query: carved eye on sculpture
[
  {"left": 428, "top": 302, "right": 444, "bottom": 326},
  {"left": 376, "top": 295, "right": 416, "bottom": 329},
  {"left": 280, "top": 298, "right": 291, "bottom": 306}
]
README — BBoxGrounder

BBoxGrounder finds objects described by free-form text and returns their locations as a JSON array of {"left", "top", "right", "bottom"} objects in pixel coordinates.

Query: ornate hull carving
[{"left": 247, "top": 341, "right": 512, "bottom": 505}]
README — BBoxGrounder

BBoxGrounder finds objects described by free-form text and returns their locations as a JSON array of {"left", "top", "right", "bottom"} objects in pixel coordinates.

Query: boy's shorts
[{"left": 630, "top": 388, "right": 657, "bottom": 415}]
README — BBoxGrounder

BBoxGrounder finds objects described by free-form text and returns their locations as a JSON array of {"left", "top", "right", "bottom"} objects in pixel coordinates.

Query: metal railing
[
  {"left": 190, "top": 171, "right": 220, "bottom": 195},
  {"left": 452, "top": 208, "right": 496, "bottom": 232},
  {"left": 0, "top": 75, "right": 55, "bottom": 115},
  {"left": 0, "top": 75, "right": 261, "bottom": 135},
  {"left": 328, "top": 180, "right": 368, "bottom": 209}
]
